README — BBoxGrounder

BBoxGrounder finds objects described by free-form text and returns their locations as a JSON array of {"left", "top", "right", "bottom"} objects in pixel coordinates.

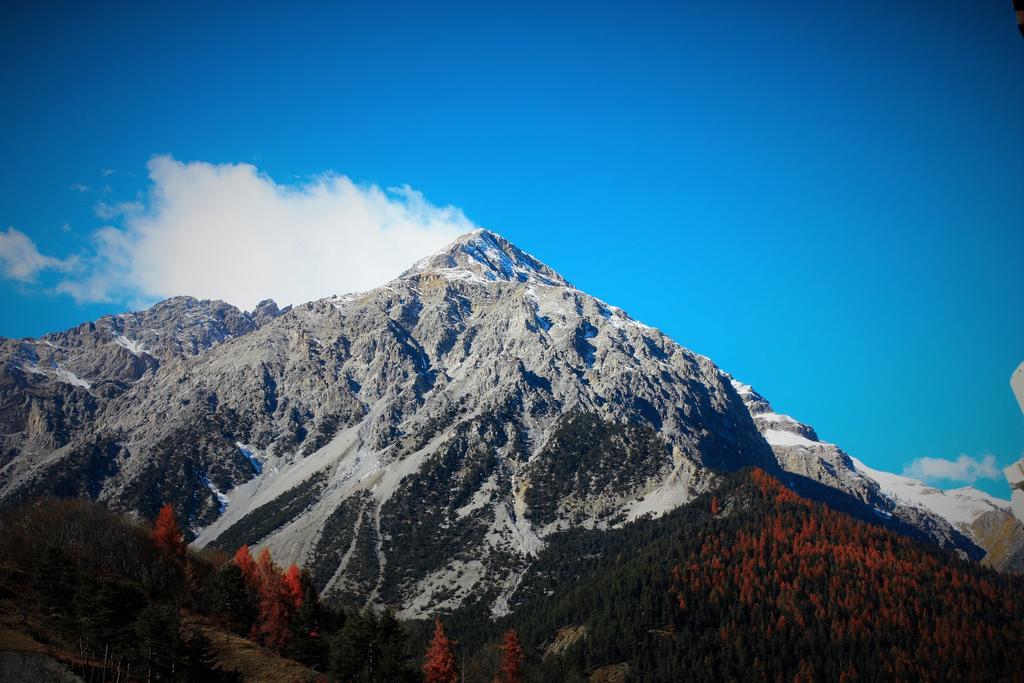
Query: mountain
[
  {"left": 0, "top": 230, "right": 775, "bottom": 615},
  {"left": 731, "top": 379, "right": 1024, "bottom": 570},
  {"left": 0, "top": 229, "right": 1018, "bottom": 620}
]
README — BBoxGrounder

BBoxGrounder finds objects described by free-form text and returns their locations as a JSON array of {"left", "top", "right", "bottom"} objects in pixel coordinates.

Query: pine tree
[
  {"left": 423, "top": 618, "right": 458, "bottom": 683},
  {"left": 34, "top": 546, "right": 77, "bottom": 634},
  {"left": 256, "top": 547, "right": 276, "bottom": 581},
  {"left": 75, "top": 576, "right": 148, "bottom": 663},
  {"left": 377, "top": 611, "right": 418, "bottom": 682},
  {"left": 329, "top": 610, "right": 379, "bottom": 681},
  {"left": 285, "top": 569, "right": 329, "bottom": 669},
  {"left": 181, "top": 626, "right": 229, "bottom": 681},
  {"left": 212, "top": 563, "right": 257, "bottom": 635},
  {"left": 152, "top": 503, "right": 186, "bottom": 556},
  {"left": 499, "top": 629, "right": 524, "bottom": 683},
  {"left": 328, "top": 609, "right": 416, "bottom": 682},
  {"left": 131, "top": 604, "right": 182, "bottom": 681}
]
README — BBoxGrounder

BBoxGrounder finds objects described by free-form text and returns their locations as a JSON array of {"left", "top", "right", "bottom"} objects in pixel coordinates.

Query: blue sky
[{"left": 1, "top": 1, "right": 1022, "bottom": 496}]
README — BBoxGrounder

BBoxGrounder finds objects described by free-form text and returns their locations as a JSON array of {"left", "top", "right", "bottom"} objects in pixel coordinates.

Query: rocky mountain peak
[
  {"left": 401, "top": 229, "right": 570, "bottom": 287},
  {"left": 249, "top": 298, "right": 290, "bottom": 325},
  {"left": 730, "top": 380, "right": 771, "bottom": 415}
]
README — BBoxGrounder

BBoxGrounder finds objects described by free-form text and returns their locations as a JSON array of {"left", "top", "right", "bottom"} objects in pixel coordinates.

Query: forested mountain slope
[{"left": 447, "top": 468, "right": 1024, "bottom": 682}]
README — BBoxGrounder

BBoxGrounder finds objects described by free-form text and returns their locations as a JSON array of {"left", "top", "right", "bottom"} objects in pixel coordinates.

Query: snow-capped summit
[{"left": 402, "top": 229, "right": 569, "bottom": 287}]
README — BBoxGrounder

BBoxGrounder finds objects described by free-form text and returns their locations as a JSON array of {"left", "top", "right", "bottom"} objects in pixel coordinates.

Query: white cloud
[
  {"left": 903, "top": 454, "right": 1001, "bottom": 485},
  {"left": 0, "top": 227, "right": 75, "bottom": 283},
  {"left": 9, "top": 157, "right": 477, "bottom": 310}
]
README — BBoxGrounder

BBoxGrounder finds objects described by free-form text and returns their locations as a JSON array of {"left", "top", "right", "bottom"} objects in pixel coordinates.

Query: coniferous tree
[
  {"left": 152, "top": 503, "right": 186, "bottom": 557},
  {"left": 131, "top": 603, "right": 181, "bottom": 681},
  {"left": 212, "top": 562, "right": 257, "bottom": 635},
  {"left": 499, "top": 629, "right": 524, "bottom": 683},
  {"left": 377, "top": 610, "right": 419, "bottom": 682},
  {"left": 181, "top": 626, "right": 217, "bottom": 678},
  {"left": 328, "top": 609, "right": 417, "bottom": 682},
  {"left": 329, "top": 610, "right": 379, "bottom": 681},
  {"left": 75, "top": 576, "right": 148, "bottom": 664},
  {"left": 424, "top": 618, "right": 458, "bottom": 683},
  {"left": 251, "top": 547, "right": 293, "bottom": 648},
  {"left": 234, "top": 545, "right": 258, "bottom": 586},
  {"left": 180, "top": 627, "right": 243, "bottom": 682},
  {"left": 283, "top": 563, "right": 304, "bottom": 610},
  {"left": 34, "top": 546, "right": 77, "bottom": 634},
  {"left": 284, "top": 569, "right": 330, "bottom": 669}
]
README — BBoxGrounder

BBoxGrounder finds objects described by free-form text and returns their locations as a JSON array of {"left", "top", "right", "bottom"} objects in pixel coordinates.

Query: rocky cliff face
[
  {"left": 0, "top": 229, "right": 1015, "bottom": 618},
  {"left": 0, "top": 296, "right": 271, "bottom": 468}
]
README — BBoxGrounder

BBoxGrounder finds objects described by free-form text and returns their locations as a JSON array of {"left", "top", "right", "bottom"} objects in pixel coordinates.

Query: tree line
[{"left": 0, "top": 496, "right": 529, "bottom": 681}]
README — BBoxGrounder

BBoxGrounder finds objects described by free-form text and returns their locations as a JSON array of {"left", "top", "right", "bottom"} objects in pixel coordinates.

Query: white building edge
[{"left": 1003, "top": 363, "right": 1024, "bottom": 520}]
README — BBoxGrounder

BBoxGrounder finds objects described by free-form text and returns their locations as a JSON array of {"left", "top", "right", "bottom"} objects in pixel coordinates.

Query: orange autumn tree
[
  {"left": 283, "top": 563, "right": 305, "bottom": 611},
  {"left": 253, "top": 548, "right": 291, "bottom": 648},
  {"left": 234, "top": 545, "right": 258, "bottom": 585},
  {"left": 232, "top": 547, "right": 305, "bottom": 650},
  {"left": 499, "top": 629, "right": 524, "bottom": 683},
  {"left": 152, "top": 503, "right": 186, "bottom": 556},
  {"left": 423, "top": 618, "right": 458, "bottom": 683}
]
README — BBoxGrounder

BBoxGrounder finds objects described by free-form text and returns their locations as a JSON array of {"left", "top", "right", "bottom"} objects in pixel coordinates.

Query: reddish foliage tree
[
  {"left": 234, "top": 545, "right": 258, "bottom": 586},
  {"left": 283, "top": 563, "right": 304, "bottom": 611},
  {"left": 256, "top": 548, "right": 275, "bottom": 585},
  {"left": 423, "top": 618, "right": 458, "bottom": 683},
  {"left": 499, "top": 629, "right": 524, "bottom": 683},
  {"left": 251, "top": 548, "right": 294, "bottom": 649},
  {"left": 710, "top": 496, "right": 720, "bottom": 515},
  {"left": 232, "top": 546, "right": 310, "bottom": 651},
  {"left": 152, "top": 503, "right": 186, "bottom": 556}
]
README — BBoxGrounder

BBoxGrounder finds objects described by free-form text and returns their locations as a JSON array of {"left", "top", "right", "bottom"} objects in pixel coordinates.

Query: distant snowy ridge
[
  {"left": 731, "top": 377, "right": 1018, "bottom": 563},
  {"left": 851, "top": 456, "right": 1009, "bottom": 530}
]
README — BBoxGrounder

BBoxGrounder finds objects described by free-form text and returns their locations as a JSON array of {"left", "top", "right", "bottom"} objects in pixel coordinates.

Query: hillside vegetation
[
  {"left": 447, "top": 469, "right": 1024, "bottom": 681},
  {"left": 3, "top": 469, "right": 1023, "bottom": 681},
  {"left": 0, "top": 498, "right": 418, "bottom": 682}
]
